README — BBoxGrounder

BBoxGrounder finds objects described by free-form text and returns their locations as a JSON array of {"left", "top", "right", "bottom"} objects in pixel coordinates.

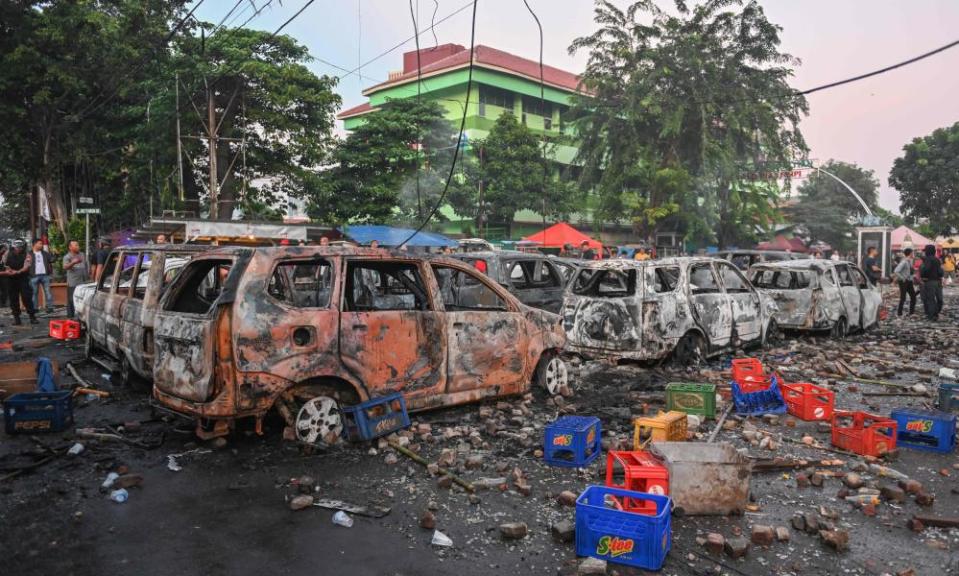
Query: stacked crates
[
  {"left": 831, "top": 411, "right": 897, "bottom": 457},
  {"left": 604, "top": 451, "right": 669, "bottom": 514},
  {"left": 731, "top": 358, "right": 773, "bottom": 392},
  {"left": 731, "top": 375, "right": 787, "bottom": 416}
]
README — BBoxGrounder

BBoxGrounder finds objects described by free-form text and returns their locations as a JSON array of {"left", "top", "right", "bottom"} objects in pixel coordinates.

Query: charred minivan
[
  {"left": 749, "top": 259, "right": 881, "bottom": 336},
  {"left": 151, "top": 246, "right": 567, "bottom": 442},
  {"left": 86, "top": 245, "right": 205, "bottom": 385},
  {"left": 452, "top": 251, "right": 569, "bottom": 313},
  {"left": 561, "top": 257, "right": 778, "bottom": 363}
]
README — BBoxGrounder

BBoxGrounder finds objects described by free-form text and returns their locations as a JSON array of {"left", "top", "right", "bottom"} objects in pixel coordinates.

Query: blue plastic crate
[
  {"left": 3, "top": 390, "right": 73, "bottom": 434},
  {"left": 575, "top": 485, "right": 671, "bottom": 571},
  {"left": 939, "top": 382, "right": 959, "bottom": 412},
  {"left": 890, "top": 408, "right": 956, "bottom": 454},
  {"left": 340, "top": 392, "right": 410, "bottom": 442},
  {"left": 731, "top": 375, "right": 787, "bottom": 416},
  {"left": 544, "top": 415, "right": 601, "bottom": 468}
]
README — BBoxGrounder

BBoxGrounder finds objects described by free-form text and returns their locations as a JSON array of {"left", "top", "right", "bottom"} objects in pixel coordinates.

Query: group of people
[
  {"left": 890, "top": 244, "right": 952, "bottom": 321},
  {"left": 0, "top": 238, "right": 90, "bottom": 325}
]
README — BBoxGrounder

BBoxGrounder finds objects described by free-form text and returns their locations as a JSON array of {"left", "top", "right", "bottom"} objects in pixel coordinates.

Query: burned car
[
  {"left": 713, "top": 249, "right": 809, "bottom": 270},
  {"left": 749, "top": 259, "right": 881, "bottom": 336},
  {"left": 85, "top": 245, "right": 204, "bottom": 385},
  {"left": 562, "top": 257, "right": 778, "bottom": 363},
  {"left": 150, "top": 246, "right": 567, "bottom": 442},
  {"left": 452, "top": 250, "right": 568, "bottom": 313}
]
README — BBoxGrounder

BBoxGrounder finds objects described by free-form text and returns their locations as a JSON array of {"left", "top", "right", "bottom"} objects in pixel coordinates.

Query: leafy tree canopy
[
  {"left": 889, "top": 121, "right": 959, "bottom": 233},
  {"left": 789, "top": 160, "right": 879, "bottom": 251}
]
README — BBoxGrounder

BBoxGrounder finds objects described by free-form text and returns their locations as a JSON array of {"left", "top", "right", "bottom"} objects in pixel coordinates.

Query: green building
[{"left": 337, "top": 44, "right": 589, "bottom": 239}]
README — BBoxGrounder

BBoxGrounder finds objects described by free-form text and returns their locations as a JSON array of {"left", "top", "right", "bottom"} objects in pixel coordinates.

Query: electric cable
[
  {"left": 521, "top": 0, "right": 550, "bottom": 246},
  {"left": 429, "top": 0, "right": 440, "bottom": 50},
  {"left": 409, "top": 0, "right": 424, "bottom": 220},
  {"left": 398, "top": 0, "right": 478, "bottom": 247}
]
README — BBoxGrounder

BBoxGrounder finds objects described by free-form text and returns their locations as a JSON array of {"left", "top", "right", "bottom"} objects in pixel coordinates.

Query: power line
[
  {"left": 399, "top": 0, "right": 478, "bottom": 247},
  {"left": 521, "top": 0, "right": 549, "bottom": 242},
  {"left": 409, "top": 0, "right": 424, "bottom": 219}
]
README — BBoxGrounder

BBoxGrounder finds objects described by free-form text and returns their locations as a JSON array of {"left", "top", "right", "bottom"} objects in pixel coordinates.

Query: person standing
[
  {"left": 893, "top": 248, "right": 917, "bottom": 316},
  {"left": 62, "top": 240, "right": 88, "bottom": 319},
  {"left": 0, "top": 243, "right": 8, "bottom": 308},
  {"left": 29, "top": 239, "right": 54, "bottom": 313},
  {"left": 863, "top": 246, "right": 881, "bottom": 286},
  {"left": 1, "top": 240, "right": 38, "bottom": 325},
  {"left": 92, "top": 239, "right": 110, "bottom": 281},
  {"left": 919, "top": 244, "right": 944, "bottom": 321},
  {"left": 580, "top": 240, "right": 596, "bottom": 260},
  {"left": 943, "top": 253, "right": 956, "bottom": 284}
]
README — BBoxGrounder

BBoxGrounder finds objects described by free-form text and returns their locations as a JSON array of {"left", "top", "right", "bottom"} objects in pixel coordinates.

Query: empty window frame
[
  {"left": 345, "top": 261, "right": 431, "bottom": 312},
  {"left": 268, "top": 259, "right": 334, "bottom": 308}
]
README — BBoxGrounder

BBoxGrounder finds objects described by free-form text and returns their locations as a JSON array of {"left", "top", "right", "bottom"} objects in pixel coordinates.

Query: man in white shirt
[{"left": 29, "top": 239, "right": 55, "bottom": 313}]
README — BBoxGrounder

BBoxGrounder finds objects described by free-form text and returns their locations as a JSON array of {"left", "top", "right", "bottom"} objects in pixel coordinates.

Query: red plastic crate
[
  {"left": 730, "top": 358, "right": 779, "bottom": 393},
  {"left": 604, "top": 450, "right": 669, "bottom": 514},
  {"left": 782, "top": 382, "right": 835, "bottom": 421},
  {"left": 831, "top": 411, "right": 897, "bottom": 457},
  {"left": 49, "top": 319, "right": 81, "bottom": 340}
]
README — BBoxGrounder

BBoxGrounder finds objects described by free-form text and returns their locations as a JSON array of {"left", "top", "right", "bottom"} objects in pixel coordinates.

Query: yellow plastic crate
[{"left": 633, "top": 411, "right": 688, "bottom": 449}]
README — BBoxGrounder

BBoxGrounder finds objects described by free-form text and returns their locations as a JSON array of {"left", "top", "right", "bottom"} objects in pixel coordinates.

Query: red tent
[
  {"left": 522, "top": 222, "right": 602, "bottom": 250},
  {"left": 755, "top": 236, "right": 808, "bottom": 253}
]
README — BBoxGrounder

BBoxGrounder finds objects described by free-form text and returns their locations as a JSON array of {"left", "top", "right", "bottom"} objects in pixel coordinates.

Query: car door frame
[
  {"left": 715, "top": 260, "right": 763, "bottom": 342},
  {"left": 834, "top": 263, "right": 863, "bottom": 328},
  {"left": 686, "top": 261, "right": 733, "bottom": 351},
  {"left": 502, "top": 257, "right": 565, "bottom": 313}
]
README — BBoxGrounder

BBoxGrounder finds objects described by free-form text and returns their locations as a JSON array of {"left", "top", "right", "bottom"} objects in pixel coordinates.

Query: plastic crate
[
  {"left": 665, "top": 382, "right": 717, "bottom": 419},
  {"left": 781, "top": 382, "right": 835, "bottom": 421},
  {"left": 3, "top": 390, "right": 73, "bottom": 434},
  {"left": 831, "top": 411, "right": 897, "bottom": 457},
  {"left": 890, "top": 409, "right": 956, "bottom": 454},
  {"left": 575, "top": 485, "right": 671, "bottom": 571},
  {"left": 49, "top": 319, "right": 81, "bottom": 340},
  {"left": 731, "top": 375, "right": 787, "bottom": 416},
  {"left": 940, "top": 382, "right": 959, "bottom": 412},
  {"left": 633, "top": 411, "right": 687, "bottom": 449},
  {"left": 543, "top": 415, "right": 601, "bottom": 468},
  {"left": 731, "top": 358, "right": 770, "bottom": 392},
  {"left": 340, "top": 392, "right": 410, "bottom": 442},
  {"left": 605, "top": 451, "right": 669, "bottom": 514}
]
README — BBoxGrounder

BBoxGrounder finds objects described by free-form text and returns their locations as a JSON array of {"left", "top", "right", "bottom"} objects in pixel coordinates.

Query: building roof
[
  {"left": 337, "top": 102, "right": 376, "bottom": 120},
  {"left": 362, "top": 44, "right": 582, "bottom": 96}
]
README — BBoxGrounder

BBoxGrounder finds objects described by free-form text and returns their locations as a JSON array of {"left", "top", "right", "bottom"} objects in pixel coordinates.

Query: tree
[
  {"left": 788, "top": 161, "right": 879, "bottom": 251},
  {"left": 569, "top": 0, "right": 807, "bottom": 248},
  {"left": 889, "top": 122, "right": 959, "bottom": 232},
  {"left": 310, "top": 98, "right": 456, "bottom": 225}
]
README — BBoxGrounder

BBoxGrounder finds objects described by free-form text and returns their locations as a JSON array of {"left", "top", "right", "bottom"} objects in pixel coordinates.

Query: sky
[{"left": 196, "top": 0, "right": 959, "bottom": 213}]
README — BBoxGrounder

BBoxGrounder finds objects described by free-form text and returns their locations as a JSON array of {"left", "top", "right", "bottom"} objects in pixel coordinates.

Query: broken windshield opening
[
  {"left": 571, "top": 268, "right": 637, "bottom": 297},
  {"left": 751, "top": 269, "right": 812, "bottom": 290}
]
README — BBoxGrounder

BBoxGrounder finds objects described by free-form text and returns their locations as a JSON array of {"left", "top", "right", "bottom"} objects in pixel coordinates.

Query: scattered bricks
[
  {"left": 803, "top": 513, "right": 821, "bottom": 534},
  {"left": 495, "top": 462, "right": 511, "bottom": 473},
  {"left": 763, "top": 414, "right": 780, "bottom": 426},
  {"left": 514, "top": 481, "right": 532, "bottom": 497},
  {"left": 557, "top": 490, "right": 578, "bottom": 507},
  {"left": 289, "top": 495, "right": 314, "bottom": 511},
  {"left": 724, "top": 536, "right": 750, "bottom": 559},
  {"left": 900, "top": 479, "right": 923, "bottom": 495},
  {"left": 939, "top": 468, "right": 951, "bottom": 477},
  {"left": 819, "top": 529, "right": 849, "bottom": 552},
  {"left": 836, "top": 487, "right": 850, "bottom": 500},
  {"left": 722, "top": 419, "right": 739, "bottom": 430},
  {"left": 115, "top": 473, "right": 144, "bottom": 489},
  {"left": 577, "top": 557, "right": 607, "bottom": 576},
  {"left": 776, "top": 527, "right": 791, "bottom": 542},
  {"left": 751, "top": 525, "right": 775, "bottom": 546},
  {"left": 437, "top": 449, "right": 455, "bottom": 468},
  {"left": 796, "top": 473, "right": 810, "bottom": 488},
  {"left": 704, "top": 533, "right": 725, "bottom": 555},
  {"left": 510, "top": 467, "right": 525, "bottom": 483},
  {"left": 499, "top": 522, "right": 528, "bottom": 540},
  {"left": 296, "top": 475, "right": 315, "bottom": 494},
  {"left": 437, "top": 476, "right": 453, "bottom": 490},
  {"left": 785, "top": 417, "right": 797, "bottom": 428},
  {"left": 810, "top": 472, "right": 825, "bottom": 487},
  {"left": 468, "top": 494, "right": 482, "bottom": 505},
  {"left": 551, "top": 520, "right": 575, "bottom": 543},
  {"left": 862, "top": 503, "right": 877, "bottom": 517},
  {"left": 419, "top": 510, "right": 436, "bottom": 530},
  {"left": 881, "top": 485, "right": 906, "bottom": 503},
  {"left": 791, "top": 514, "right": 806, "bottom": 532},
  {"left": 802, "top": 435, "right": 815, "bottom": 446},
  {"left": 897, "top": 570, "right": 917, "bottom": 576},
  {"left": 819, "top": 506, "right": 839, "bottom": 520},
  {"left": 426, "top": 463, "right": 440, "bottom": 476},
  {"left": 534, "top": 449, "right": 544, "bottom": 458},
  {"left": 843, "top": 473, "right": 864, "bottom": 489},
  {"left": 384, "top": 453, "right": 398, "bottom": 465},
  {"left": 915, "top": 491, "right": 935, "bottom": 507},
  {"left": 465, "top": 454, "right": 484, "bottom": 470}
]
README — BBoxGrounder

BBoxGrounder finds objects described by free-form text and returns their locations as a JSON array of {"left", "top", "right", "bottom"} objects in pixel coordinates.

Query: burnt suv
[{"left": 151, "top": 246, "right": 567, "bottom": 443}]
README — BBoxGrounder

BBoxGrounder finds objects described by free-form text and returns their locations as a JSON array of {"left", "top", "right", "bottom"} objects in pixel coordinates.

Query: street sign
[
  {"left": 78, "top": 196, "right": 94, "bottom": 204},
  {"left": 76, "top": 207, "right": 100, "bottom": 215}
]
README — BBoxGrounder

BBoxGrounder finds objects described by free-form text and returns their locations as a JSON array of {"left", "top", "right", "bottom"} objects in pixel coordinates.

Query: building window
[
  {"left": 522, "top": 95, "right": 551, "bottom": 118},
  {"left": 479, "top": 85, "right": 513, "bottom": 115},
  {"left": 543, "top": 117, "right": 552, "bottom": 130}
]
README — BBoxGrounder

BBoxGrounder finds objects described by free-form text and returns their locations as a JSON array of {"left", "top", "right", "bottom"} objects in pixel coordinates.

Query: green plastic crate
[{"left": 666, "top": 382, "right": 717, "bottom": 419}]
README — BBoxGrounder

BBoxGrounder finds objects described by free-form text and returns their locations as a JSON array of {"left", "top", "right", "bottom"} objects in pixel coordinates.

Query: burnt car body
[
  {"left": 451, "top": 251, "right": 568, "bottom": 313},
  {"left": 86, "top": 245, "right": 205, "bottom": 384},
  {"left": 150, "top": 246, "right": 567, "bottom": 442},
  {"left": 749, "top": 260, "right": 882, "bottom": 335},
  {"left": 714, "top": 249, "right": 809, "bottom": 270},
  {"left": 561, "top": 257, "right": 778, "bottom": 363}
]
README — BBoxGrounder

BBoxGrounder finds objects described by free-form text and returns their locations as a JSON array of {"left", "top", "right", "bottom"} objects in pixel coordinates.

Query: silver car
[
  {"left": 561, "top": 257, "right": 778, "bottom": 363},
  {"left": 749, "top": 259, "right": 882, "bottom": 336}
]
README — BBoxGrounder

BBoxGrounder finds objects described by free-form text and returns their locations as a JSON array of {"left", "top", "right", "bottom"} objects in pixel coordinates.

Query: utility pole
[
  {"left": 207, "top": 80, "right": 218, "bottom": 220},
  {"left": 175, "top": 72, "right": 185, "bottom": 202}
]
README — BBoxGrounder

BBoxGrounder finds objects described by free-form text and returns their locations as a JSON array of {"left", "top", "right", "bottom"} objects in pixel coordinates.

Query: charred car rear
[
  {"left": 452, "top": 251, "right": 568, "bottom": 313},
  {"left": 151, "top": 246, "right": 567, "bottom": 442},
  {"left": 562, "top": 257, "right": 777, "bottom": 363},
  {"left": 749, "top": 259, "right": 881, "bottom": 336}
]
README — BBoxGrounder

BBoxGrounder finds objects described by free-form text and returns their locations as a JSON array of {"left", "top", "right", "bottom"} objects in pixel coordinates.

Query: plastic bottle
[
  {"left": 67, "top": 443, "right": 85, "bottom": 456},
  {"left": 868, "top": 464, "right": 908, "bottom": 481},
  {"left": 109, "top": 488, "right": 129, "bottom": 503},
  {"left": 101, "top": 472, "right": 119, "bottom": 491},
  {"left": 844, "top": 494, "right": 879, "bottom": 505},
  {"left": 431, "top": 530, "right": 453, "bottom": 547},
  {"left": 332, "top": 511, "right": 353, "bottom": 528}
]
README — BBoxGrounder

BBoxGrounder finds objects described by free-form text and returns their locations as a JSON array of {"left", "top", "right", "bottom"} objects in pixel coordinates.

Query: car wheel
[
  {"left": 674, "top": 332, "right": 706, "bottom": 366},
  {"left": 831, "top": 317, "right": 848, "bottom": 339},
  {"left": 535, "top": 353, "right": 568, "bottom": 395},
  {"left": 295, "top": 396, "right": 343, "bottom": 445},
  {"left": 763, "top": 319, "right": 783, "bottom": 349}
]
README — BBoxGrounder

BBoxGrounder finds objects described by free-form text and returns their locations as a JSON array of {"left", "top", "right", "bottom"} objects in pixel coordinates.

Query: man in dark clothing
[
  {"left": 863, "top": 246, "right": 881, "bottom": 285},
  {"left": 0, "top": 239, "right": 38, "bottom": 325},
  {"left": 893, "top": 248, "right": 917, "bottom": 316},
  {"left": 919, "top": 244, "right": 944, "bottom": 320},
  {"left": 580, "top": 240, "right": 596, "bottom": 261},
  {"left": 0, "top": 243, "right": 8, "bottom": 307}
]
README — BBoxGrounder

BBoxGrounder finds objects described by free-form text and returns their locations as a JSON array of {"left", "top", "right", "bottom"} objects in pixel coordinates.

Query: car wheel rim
[
  {"left": 678, "top": 335, "right": 704, "bottom": 365},
  {"left": 295, "top": 396, "right": 342, "bottom": 445},
  {"left": 543, "top": 357, "right": 567, "bottom": 395}
]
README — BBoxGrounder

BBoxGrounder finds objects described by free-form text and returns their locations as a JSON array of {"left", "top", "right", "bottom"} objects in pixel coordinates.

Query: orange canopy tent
[{"left": 522, "top": 222, "right": 603, "bottom": 250}]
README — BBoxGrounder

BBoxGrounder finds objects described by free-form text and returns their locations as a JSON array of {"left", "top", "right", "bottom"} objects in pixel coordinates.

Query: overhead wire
[
  {"left": 521, "top": 0, "right": 549, "bottom": 245},
  {"left": 409, "top": 0, "right": 424, "bottom": 220},
  {"left": 398, "top": 0, "right": 478, "bottom": 247}
]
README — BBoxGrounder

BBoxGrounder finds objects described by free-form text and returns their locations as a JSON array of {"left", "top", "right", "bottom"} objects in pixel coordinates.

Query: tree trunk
[{"left": 41, "top": 129, "right": 68, "bottom": 239}]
